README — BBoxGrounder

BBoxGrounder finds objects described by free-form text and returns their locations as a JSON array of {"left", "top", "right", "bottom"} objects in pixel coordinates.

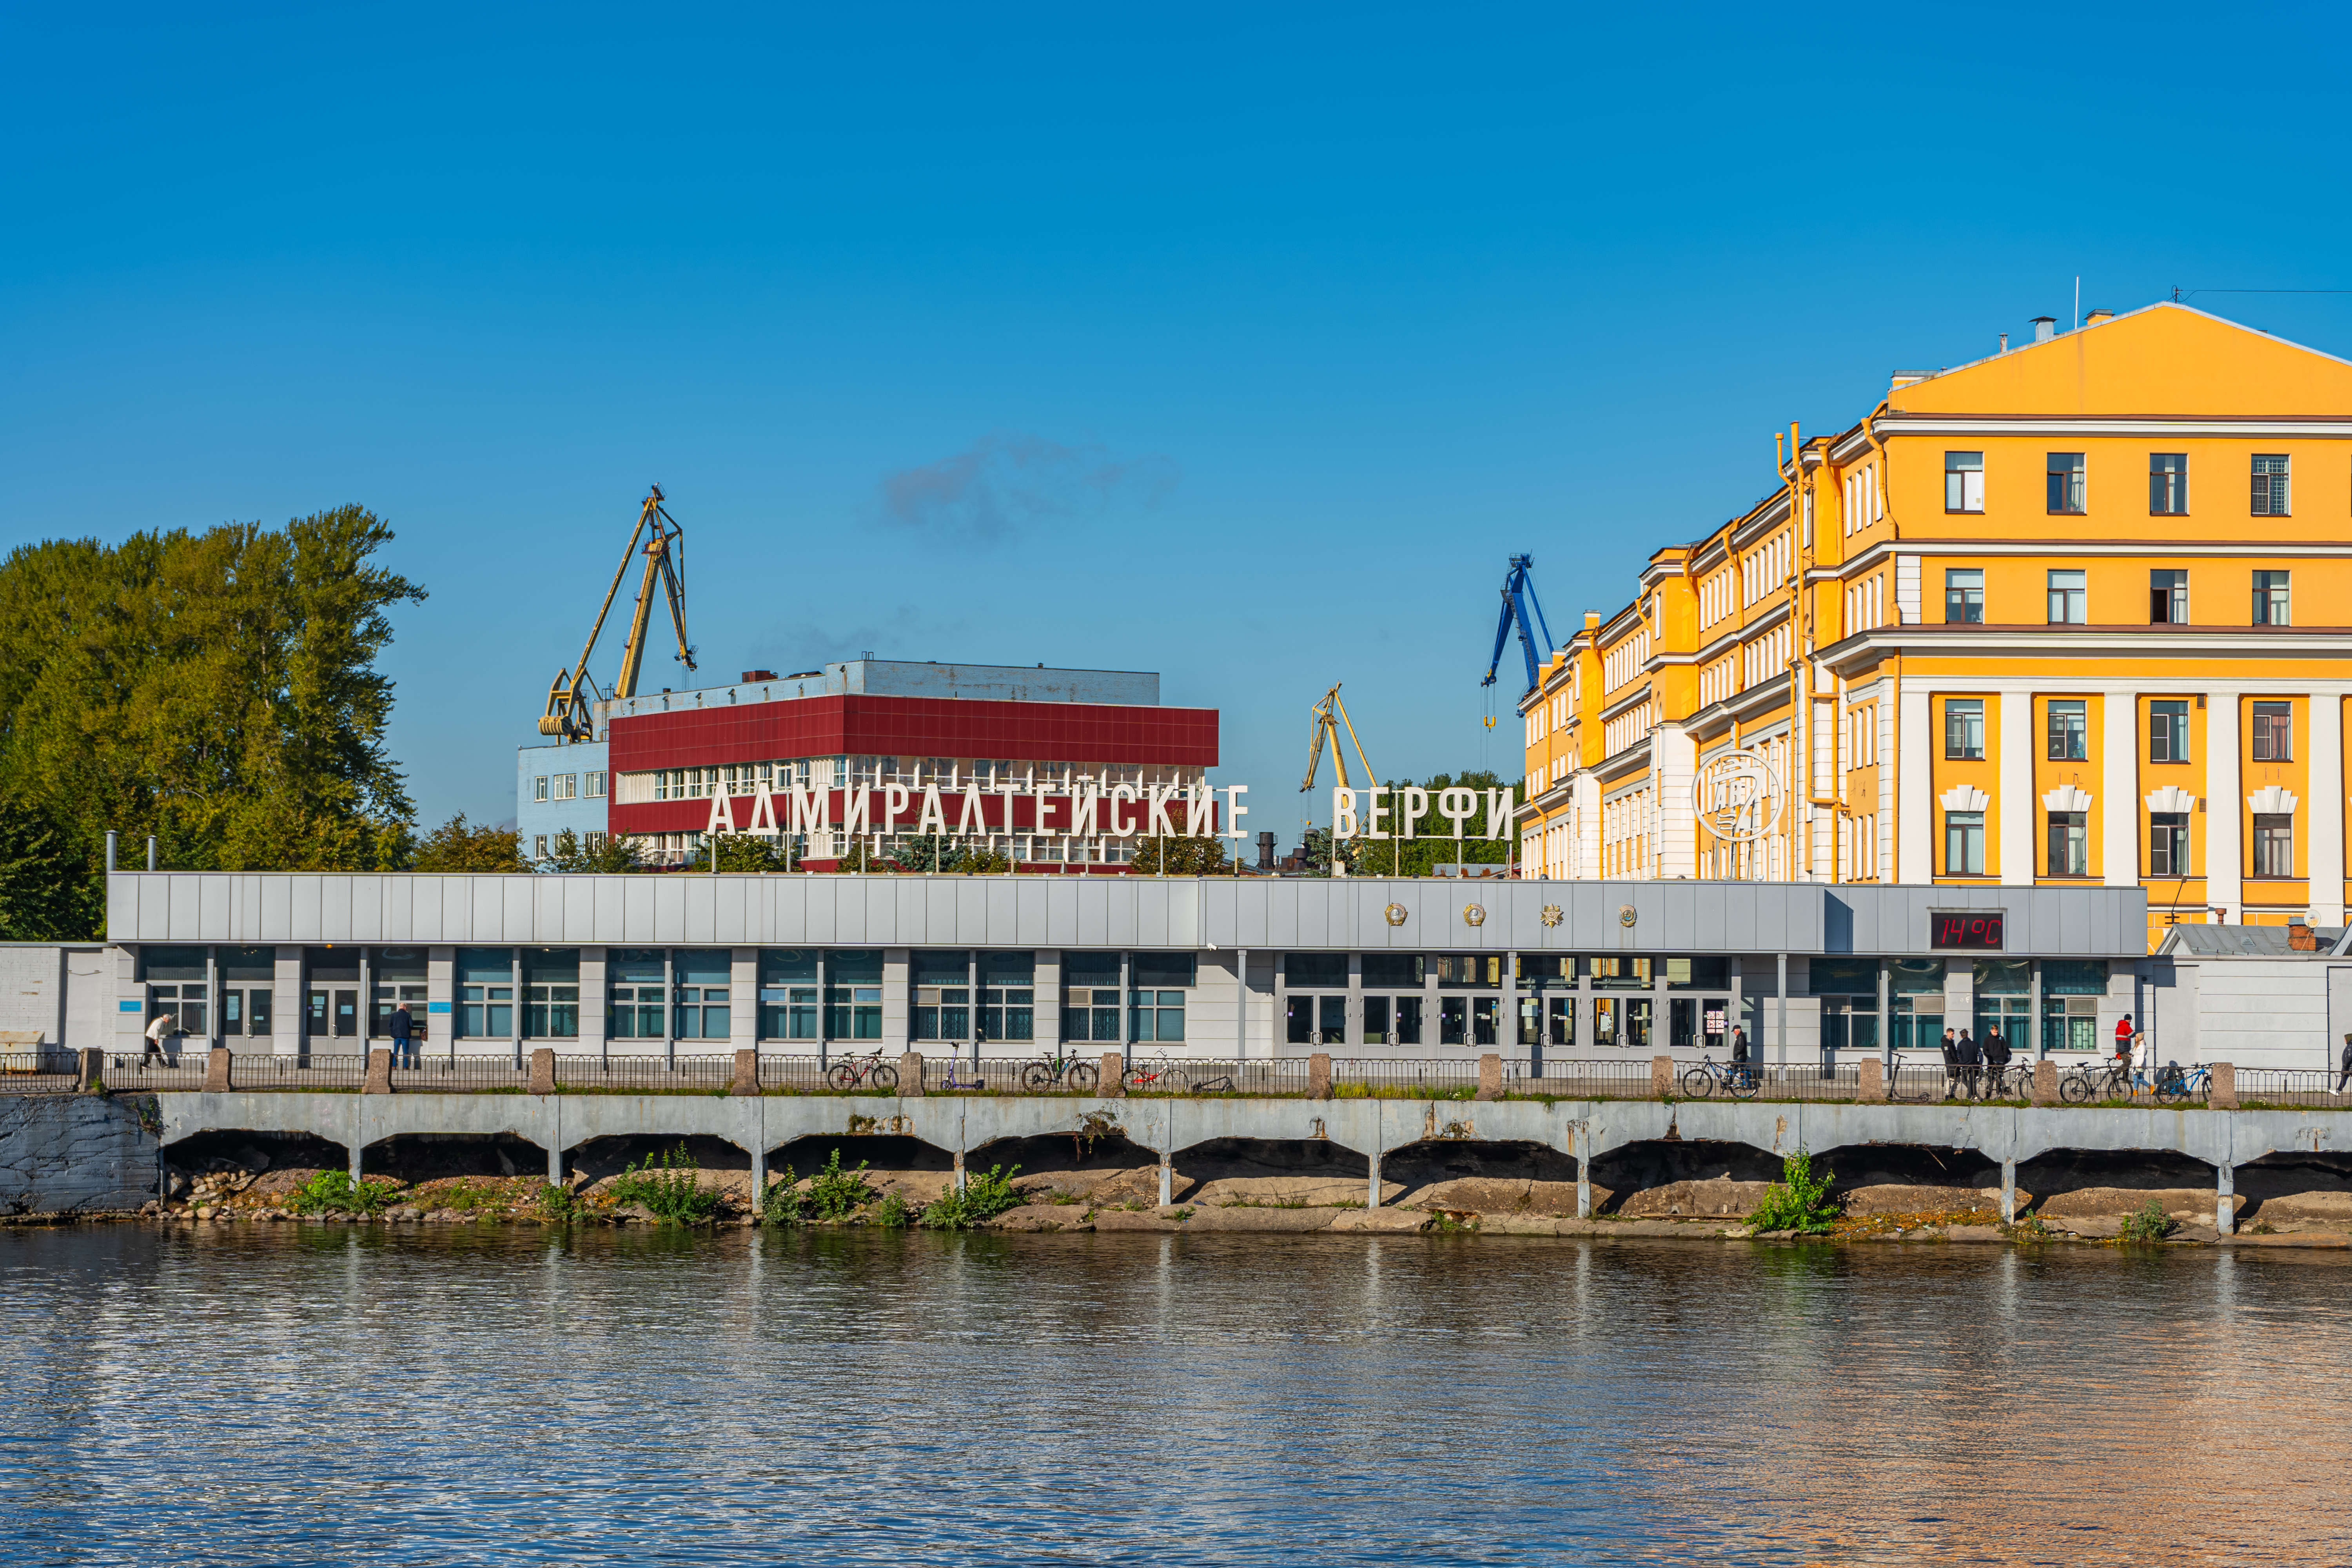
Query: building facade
[
  {"left": 1519, "top": 303, "right": 2352, "bottom": 949},
  {"left": 94, "top": 871, "right": 2274, "bottom": 1072},
  {"left": 517, "top": 659, "right": 1220, "bottom": 872}
]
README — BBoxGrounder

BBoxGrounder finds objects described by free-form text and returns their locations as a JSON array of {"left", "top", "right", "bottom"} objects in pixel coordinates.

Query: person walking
[
  {"left": 142, "top": 1011, "right": 176, "bottom": 1067},
  {"left": 2131, "top": 1025, "right": 2154, "bottom": 1097},
  {"left": 2337, "top": 1033, "right": 2352, "bottom": 1096},
  {"left": 1729, "top": 1024, "right": 1751, "bottom": 1090},
  {"left": 390, "top": 1002, "right": 417, "bottom": 1070},
  {"left": 1956, "top": 1028, "right": 1983, "bottom": 1100}
]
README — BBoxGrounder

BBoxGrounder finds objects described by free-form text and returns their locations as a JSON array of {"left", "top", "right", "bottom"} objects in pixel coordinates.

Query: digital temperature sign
[{"left": 1929, "top": 911, "right": 2005, "bottom": 950}]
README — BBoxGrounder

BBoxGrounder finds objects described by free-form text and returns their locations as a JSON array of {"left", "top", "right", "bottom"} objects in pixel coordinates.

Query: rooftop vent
[
  {"left": 2290, "top": 920, "right": 2318, "bottom": 951},
  {"left": 741, "top": 669, "right": 777, "bottom": 682},
  {"left": 2084, "top": 309, "right": 2113, "bottom": 325},
  {"left": 2031, "top": 315, "right": 2057, "bottom": 343},
  {"left": 1890, "top": 369, "right": 1933, "bottom": 390}
]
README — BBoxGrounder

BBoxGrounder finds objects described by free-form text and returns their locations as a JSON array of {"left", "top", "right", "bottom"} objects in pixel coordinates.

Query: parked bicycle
[
  {"left": 2060, "top": 1058, "right": 2135, "bottom": 1105},
  {"left": 1123, "top": 1053, "right": 1185, "bottom": 1093},
  {"left": 1678, "top": 1054, "right": 1759, "bottom": 1100},
  {"left": 1020, "top": 1049, "right": 1100, "bottom": 1093},
  {"left": 2152, "top": 1062, "right": 2213, "bottom": 1106},
  {"left": 826, "top": 1050, "right": 900, "bottom": 1093},
  {"left": 1978, "top": 1060, "right": 2034, "bottom": 1100}
]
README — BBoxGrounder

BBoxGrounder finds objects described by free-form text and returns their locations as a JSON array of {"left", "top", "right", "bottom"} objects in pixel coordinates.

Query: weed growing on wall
[
  {"left": 606, "top": 1144, "right": 720, "bottom": 1225},
  {"left": 290, "top": 1170, "right": 402, "bottom": 1217},
  {"left": 1748, "top": 1151, "right": 1840, "bottom": 1234},
  {"left": 807, "top": 1150, "right": 877, "bottom": 1221},
  {"left": 2119, "top": 1198, "right": 2177, "bottom": 1243},
  {"left": 921, "top": 1165, "right": 1023, "bottom": 1230},
  {"left": 874, "top": 1193, "right": 912, "bottom": 1229}
]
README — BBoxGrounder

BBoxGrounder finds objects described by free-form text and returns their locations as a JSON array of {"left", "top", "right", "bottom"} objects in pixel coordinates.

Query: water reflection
[{"left": 0, "top": 1227, "right": 2347, "bottom": 1564}]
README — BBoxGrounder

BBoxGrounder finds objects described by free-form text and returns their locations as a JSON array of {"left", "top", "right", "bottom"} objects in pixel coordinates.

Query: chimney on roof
[
  {"left": 1998, "top": 332, "right": 2009, "bottom": 353},
  {"left": 2031, "top": 316, "right": 2057, "bottom": 343},
  {"left": 2290, "top": 920, "right": 2318, "bottom": 951},
  {"left": 2084, "top": 309, "right": 2113, "bottom": 325},
  {"left": 741, "top": 669, "right": 777, "bottom": 683},
  {"left": 1257, "top": 831, "right": 1277, "bottom": 870}
]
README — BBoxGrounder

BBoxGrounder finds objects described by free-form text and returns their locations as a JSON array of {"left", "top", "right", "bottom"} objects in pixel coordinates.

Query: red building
[{"left": 599, "top": 660, "right": 1221, "bottom": 870}]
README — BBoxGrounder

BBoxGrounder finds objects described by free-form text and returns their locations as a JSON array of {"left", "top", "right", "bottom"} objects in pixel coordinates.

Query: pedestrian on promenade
[
  {"left": 2337, "top": 1033, "right": 2352, "bottom": 1095},
  {"left": 1956, "top": 1028, "right": 1983, "bottom": 1100},
  {"left": 1940, "top": 1027, "right": 1961, "bottom": 1098},
  {"left": 390, "top": 1002, "right": 417, "bottom": 1069},
  {"left": 2131, "top": 1025, "right": 2153, "bottom": 1096},
  {"left": 1729, "top": 1024, "right": 1751, "bottom": 1089},
  {"left": 143, "top": 1011, "right": 176, "bottom": 1067},
  {"left": 1984, "top": 1028, "right": 2012, "bottom": 1095}
]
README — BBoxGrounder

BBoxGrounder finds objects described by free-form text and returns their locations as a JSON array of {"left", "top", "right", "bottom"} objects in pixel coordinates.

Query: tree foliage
[
  {"left": 543, "top": 826, "right": 646, "bottom": 874},
  {"left": 411, "top": 813, "right": 527, "bottom": 873},
  {"left": 1341, "top": 769, "right": 1515, "bottom": 878},
  {"left": 0, "top": 508, "right": 425, "bottom": 935},
  {"left": 1129, "top": 834, "right": 1232, "bottom": 875}
]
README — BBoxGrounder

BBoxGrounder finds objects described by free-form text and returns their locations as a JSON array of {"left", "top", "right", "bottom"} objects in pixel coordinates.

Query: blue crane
[{"left": 1481, "top": 553, "right": 1555, "bottom": 696}]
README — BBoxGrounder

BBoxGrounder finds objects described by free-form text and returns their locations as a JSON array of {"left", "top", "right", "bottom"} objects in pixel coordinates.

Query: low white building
[{"left": 2149, "top": 923, "right": 2352, "bottom": 1072}]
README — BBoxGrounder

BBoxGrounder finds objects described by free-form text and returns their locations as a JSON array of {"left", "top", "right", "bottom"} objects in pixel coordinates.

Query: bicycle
[
  {"left": 1122, "top": 1053, "right": 1186, "bottom": 1093},
  {"left": 1020, "top": 1050, "right": 1100, "bottom": 1093},
  {"left": 826, "top": 1050, "right": 900, "bottom": 1093},
  {"left": 1977, "top": 1060, "right": 2032, "bottom": 1100},
  {"left": 2152, "top": 1062, "right": 2213, "bottom": 1106},
  {"left": 2060, "top": 1058, "right": 2134, "bottom": 1105},
  {"left": 1677, "top": 1054, "right": 1758, "bottom": 1100}
]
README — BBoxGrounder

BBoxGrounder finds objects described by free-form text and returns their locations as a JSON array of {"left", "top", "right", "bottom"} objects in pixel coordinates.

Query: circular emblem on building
[
  {"left": 1691, "top": 751, "right": 1784, "bottom": 845},
  {"left": 1619, "top": 903, "right": 1638, "bottom": 927},
  {"left": 1462, "top": 903, "right": 1486, "bottom": 927},
  {"left": 1383, "top": 902, "right": 1408, "bottom": 927},
  {"left": 1540, "top": 904, "right": 1563, "bottom": 928}
]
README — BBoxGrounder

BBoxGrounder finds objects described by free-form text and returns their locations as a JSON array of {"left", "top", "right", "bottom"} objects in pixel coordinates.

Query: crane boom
[
  {"left": 539, "top": 486, "right": 699, "bottom": 741},
  {"left": 1481, "top": 553, "right": 1555, "bottom": 696},
  {"left": 1300, "top": 682, "right": 1376, "bottom": 793}
]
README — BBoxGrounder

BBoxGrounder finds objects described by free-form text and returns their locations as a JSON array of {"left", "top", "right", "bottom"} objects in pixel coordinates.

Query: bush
[
  {"left": 1748, "top": 1150, "right": 1840, "bottom": 1234},
  {"left": 290, "top": 1170, "right": 402, "bottom": 1217},
  {"left": 874, "top": 1192, "right": 912, "bottom": 1229},
  {"left": 606, "top": 1143, "right": 721, "bottom": 1225},
  {"left": 807, "top": 1149, "right": 877, "bottom": 1221},
  {"left": 538, "top": 1182, "right": 583, "bottom": 1224},
  {"left": 760, "top": 1165, "right": 806, "bottom": 1226},
  {"left": 2119, "top": 1198, "right": 2176, "bottom": 1243},
  {"left": 920, "top": 1164, "right": 1024, "bottom": 1230}
]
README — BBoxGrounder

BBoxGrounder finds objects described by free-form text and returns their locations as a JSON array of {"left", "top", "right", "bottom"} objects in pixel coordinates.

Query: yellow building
[{"left": 1518, "top": 303, "right": 2352, "bottom": 947}]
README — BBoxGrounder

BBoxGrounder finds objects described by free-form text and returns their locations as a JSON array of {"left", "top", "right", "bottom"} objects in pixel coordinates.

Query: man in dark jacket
[
  {"left": 1984, "top": 1029, "right": 2013, "bottom": 1095},
  {"left": 1956, "top": 1029, "right": 1983, "bottom": 1100},
  {"left": 390, "top": 1002, "right": 417, "bottom": 1069},
  {"left": 1940, "top": 1028, "right": 1961, "bottom": 1099},
  {"left": 2338, "top": 1033, "right": 2352, "bottom": 1095}
]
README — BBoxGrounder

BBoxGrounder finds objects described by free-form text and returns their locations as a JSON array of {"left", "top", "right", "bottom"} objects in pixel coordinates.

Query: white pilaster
[
  {"left": 1999, "top": 693, "right": 2033, "bottom": 886},
  {"left": 1896, "top": 684, "right": 1930, "bottom": 880},
  {"left": 2206, "top": 696, "right": 2242, "bottom": 917},
  {"left": 730, "top": 947, "right": 759, "bottom": 1050},
  {"left": 1575, "top": 773, "right": 1603, "bottom": 880},
  {"left": 2103, "top": 695, "right": 2138, "bottom": 886},
  {"left": 1651, "top": 724, "right": 1697, "bottom": 881},
  {"left": 2311, "top": 695, "right": 2345, "bottom": 924}
]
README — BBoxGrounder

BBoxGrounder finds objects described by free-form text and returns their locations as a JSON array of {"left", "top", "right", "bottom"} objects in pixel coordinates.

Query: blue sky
[{"left": 6, "top": 4, "right": 2350, "bottom": 848}]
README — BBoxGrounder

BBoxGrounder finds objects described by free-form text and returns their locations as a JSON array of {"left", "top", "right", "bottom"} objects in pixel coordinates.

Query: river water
[{"left": 1, "top": 1225, "right": 2346, "bottom": 1565}]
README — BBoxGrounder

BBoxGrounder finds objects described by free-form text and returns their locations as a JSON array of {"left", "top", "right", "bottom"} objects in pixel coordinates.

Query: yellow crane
[
  {"left": 1299, "top": 682, "right": 1376, "bottom": 792},
  {"left": 538, "top": 485, "right": 697, "bottom": 741}
]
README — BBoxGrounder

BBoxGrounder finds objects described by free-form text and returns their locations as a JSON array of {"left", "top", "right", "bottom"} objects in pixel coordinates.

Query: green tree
[
  {"left": 1345, "top": 770, "right": 1516, "bottom": 877},
  {"left": 0, "top": 793, "right": 98, "bottom": 940},
  {"left": 0, "top": 508, "right": 426, "bottom": 927},
  {"left": 706, "top": 833, "right": 791, "bottom": 873},
  {"left": 412, "top": 813, "right": 527, "bottom": 873},
  {"left": 1130, "top": 834, "right": 1232, "bottom": 875},
  {"left": 543, "top": 828, "right": 648, "bottom": 873}
]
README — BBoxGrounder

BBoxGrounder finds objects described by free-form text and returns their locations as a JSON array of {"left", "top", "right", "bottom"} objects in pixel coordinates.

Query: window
[
  {"left": 2046, "top": 699, "right": 2087, "bottom": 761},
  {"left": 1129, "top": 989, "right": 1187, "bottom": 1043},
  {"left": 2150, "top": 813, "right": 2189, "bottom": 876},
  {"left": 2046, "top": 811, "right": 2088, "bottom": 877},
  {"left": 1944, "top": 568, "right": 1984, "bottom": 624},
  {"left": 523, "top": 949, "right": 580, "bottom": 1038},
  {"left": 1945, "top": 811, "right": 1985, "bottom": 875},
  {"left": 2251, "top": 701, "right": 2293, "bottom": 761},
  {"left": 587, "top": 771, "right": 607, "bottom": 798},
  {"left": 1945, "top": 451, "right": 1984, "bottom": 512},
  {"left": 2150, "top": 569, "right": 2187, "bottom": 624},
  {"left": 534, "top": 776, "right": 549, "bottom": 802},
  {"left": 826, "top": 950, "right": 884, "bottom": 1040},
  {"left": 759, "top": 950, "right": 820, "bottom": 1040},
  {"left": 2047, "top": 452, "right": 2085, "bottom": 514},
  {"left": 555, "top": 774, "right": 577, "bottom": 801},
  {"left": 980, "top": 951, "right": 1036, "bottom": 1044},
  {"left": 671, "top": 950, "right": 731, "bottom": 1040},
  {"left": 911, "top": 951, "right": 971, "bottom": 1041},
  {"left": 608, "top": 949, "right": 666, "bottom": 1039},
  {"left": 2253, "top": 814, "right": 2294, "bottom": 877},
  {"left": 2150, "top": 453, "right": 2187, "bottom": 514},
  {"left": 2047, "top": 569, "right": 2086, "bottom": 624},
  {"left": 1944, "top": 699, "right": 1985, "bottom": 759},
  {"left": 2149, "top": 701, "right": 2191, "bottom": 763},
  {"left": 2251, "top": 454, "right": 2290, "bottom": 515},
  {"left": 2252, "top": 570, "right": 2290, "bottom": 626},
  {"left": 457, "top": 947, "right": 513, "bottom": 1038}
]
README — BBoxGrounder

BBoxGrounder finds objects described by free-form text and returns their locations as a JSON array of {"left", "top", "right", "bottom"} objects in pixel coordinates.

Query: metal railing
[
  {"left": 552, "top": 1054, "right": 738, "bottom": 1093},
  {"left": 0, "top": 1051, "right": 81, "bottom": 1093},
  {"left": 2235, "top": 1067, "right": 2349, "bottom": 1109}
]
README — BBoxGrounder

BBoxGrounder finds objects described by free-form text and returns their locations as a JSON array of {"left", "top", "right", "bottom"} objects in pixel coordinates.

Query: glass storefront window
[
  {"left": 1436, "top": 954, "right": 1501, "bottom": 989},
  {"left": 1809, "top": 958, "right": 1878, "bottom": 995},
  {"left": 1592, "top": 996, "right": 1653, "bottom": 1048},
  {"left": 1519, "top": 995, "right": 1573, "bottom": 1047},
  {"left": 216, "top": 947, "right": 275, "bottom": 1039},
  {"left": 672, "top": 950, "right": 731, "bottom": 1040},
  {"left": 2040, "top": 960, "right": 2110, "bottom": 995},
  {"left": 760, "top": 950, "right": 820, "bottom": 1040},
  {"left": 980, "top": 953, "right": 1035, "bottom": 1043},
  {"left": 1889, "top": 959, "right": 1946, "bottom": 995},
  {"left": 368, "top": 947, "right": 427, "bottom": 1040},
  {"left": 523, "top": 949, "right": 580, "bottom": 1039},
  {"left": 1590, "top": 956, "right": 1652, "bottom": 989},
  {"left": 457, "top": 947, "right": 512, "bottom": 1038},
  {"left": 1065, "top": 988, "right": 1122, "bottom": 1043},
  {"left": 1364, "top": 953, "right": 1425, "bottom": 988},
  {"left": 1664, "top": 957, "right": 1729, "bottom": 990},
  {"left": 1972, "top": 958, "right": 2032, "bottom": 995},
  {"left": 826, "top": 950, "right": 883, "bottom": 1041},
  {"left": 609, "top": 948, "right": 666, "bottom": 1040},
  {"left": 1129, "top": 990, "right": 1186, "bottom": 1043},
  {"left": 1283, "top": 954, "right": 1347, "bottom": 989}
]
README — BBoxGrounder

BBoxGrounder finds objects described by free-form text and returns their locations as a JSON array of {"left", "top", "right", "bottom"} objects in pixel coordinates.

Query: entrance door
[
  {"left": 1671, "top": 995, "right": 1734, "bottom": 1054},
  {"left": 334, "top": 989, "right": 358, "bottom": 1038},
  {"left": 307, "top": 989, "right": 330, "bottom": 1038},
  {"left": 1285, "top": 994, "right": 1346, "bottom": 1046},
  {"left": 1361, "top": 995, "right": 1424, "bottom": 1046}
]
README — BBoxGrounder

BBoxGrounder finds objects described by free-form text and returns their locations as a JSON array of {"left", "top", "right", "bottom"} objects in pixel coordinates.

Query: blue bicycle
[
  {"left": 2152, "top": 1062, "right": 2212, "bottom": 1106},
  {"left": 1678, "top": 1055, "right": 1759, "bottom": 1100}
]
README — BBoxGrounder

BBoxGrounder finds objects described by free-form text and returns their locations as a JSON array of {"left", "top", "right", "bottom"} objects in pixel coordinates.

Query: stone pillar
[
  {"left": 2217, "top": 1162, "right": 2236, "bottom": 1235},
  {"left": 363, "top": 1047, "right": 393, "bottom": 1094},
  {"left": 203, "top": 1047, "right": 233, "bottom": 1093},
  {"left": 730, "top": 1049, "right": 759, "bottom": 1097},
  {"left": 2001, "top": 1158, "right": 2017, "bottom": 1223},
  {"left": 530, "top": 1048, "right": 557, "bottom": 1095},
  {"left": 953, "top": 1146, "right": 966, "bottom": 1194},
  {"left": 1158, "top": 1147, "right": 1173, "bottom": 1207},
  {"left": 2031, "top": 1059, "right": 2058, "bottom": 1105},
  {"left": 1308, "top": 1051, "right": 1332, "bottom": 1100},
  {"left": 1572, "top": 1119, "right": 1591, "bottom": 1219},
  {"left": 898, "top": 1051, "right": 926, "bottom": 1096},
  {"left": 730, "top": 948, "right": 759, "bottom": 1053},
  {"left": 2211, "top": 1061, "right": 2237, "bottom": 1110},
  {"left": 1366, "top": 1146, "right": 1383, "bottom": 1210},
  {"left": 1651, "top": 1054, "right": 1673, "bottom": 1098},
  {"left": 1098, "top": 1051, "right": 1124, "bottom": 1098},
  {"left": 77, "top": 1047, "right": 103, "bottom": 1092},
  {"left": 1475, "top": 1053, "right": 1503, "bottom": 1101},
  {"left": 1857, "top": 1057, "right": 1885, "bottom": 1102}
]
